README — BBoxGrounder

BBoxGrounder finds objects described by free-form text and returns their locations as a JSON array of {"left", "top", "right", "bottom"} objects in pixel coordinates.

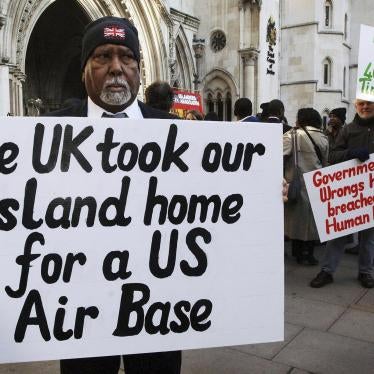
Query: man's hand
[
  {"left": 282, "top": 178, "right": 289, "bottom": 203},
  {"left": 347, "top": 147, "right": 370, "bottom": 162}
]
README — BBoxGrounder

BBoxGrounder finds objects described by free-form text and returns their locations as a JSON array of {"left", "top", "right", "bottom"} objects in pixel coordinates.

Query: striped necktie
[{"left": 102, "top": 112, "right": 128, "bottom": 118}]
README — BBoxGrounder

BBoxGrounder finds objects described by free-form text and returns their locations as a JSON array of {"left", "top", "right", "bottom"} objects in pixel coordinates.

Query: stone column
[
  {"left": 241, "top": 48, "right": 259, "bottom": 110},
  {"left": 168, "top": 25, "right": 178, "bottom": 87},
  {"left": 223, "top": 97, "right": 228, "bottom": 121},
  {"left": 0, "top": 14, "right": 6, "bottom": 30},
  {"left": 238, "top": 0, "right": 245, "bottom": 97},
  {"left": 9, "top": 68, "right": 26, "bottom": 116},
  {"left": 0, "top": 64, "right": 10, "bottom": 116},
  {"left": 213, "top": 99, "right": 218, "bottom": 113},
  {"left": 16, "top": 72, "right": 26, "bottom": 116},
  {"left": 238, "top": 0, "right": 245, "bottom": 50}
]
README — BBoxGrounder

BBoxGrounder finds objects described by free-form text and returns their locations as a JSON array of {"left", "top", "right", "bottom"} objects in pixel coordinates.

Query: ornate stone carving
[
  {"left": 193, "top": 37, "right": 205, "bottom": 59},
  {"left": 26, "top": 97, "right": 43, "bottom": 116},
  {"left": 118, "top": 0, "right": 132, "bottom": 18},
  {"left": 168, "top": 26, "right": 175, "bottom": 59},
  {"left": 210, "top": 30, "right": 226, "bottom": 52},
  {"left": 168, "top": 23, "right": 178, "bottom": 85},
  {"left": 100, "top": 0, "right": 117, "bottom": 15},
  {"left": 238, "top": 0, "right": 262, "bottom": 10},
  {"left": 240, "top": 47, "right": 259, "bottom": 66},
  {"left": 169, "top": 58, "right": 180, "bottom": 88},
  {"left": 16, "top": 71, "right": 26, "bottom": 82},
  {"left": 154, "top": 0, "right": 173, "bottom": 27},
  {"left": 192, "top": 36, "right": 205, "bottom": 89},
  {"left": 266, "top": 17, "right": 277, "bottom": 75},
  {"left": 170, "top": 8, "right": 200, "bottom": 30},
  {"left": 193, "top": 72, "right": 199, "bottom": 87},
  {"left": 15, "top": 0, "right": 43, "bottom": 67},
  {"left": 0, "top": 13, "right": 6, "bottom": 29},
  {"left": 251, "top": 0, "right": 262, "bottom": 9}
]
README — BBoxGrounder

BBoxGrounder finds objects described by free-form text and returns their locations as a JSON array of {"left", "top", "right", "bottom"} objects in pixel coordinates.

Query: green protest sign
[{"left": 356, "top": 25, "right": 374, "bottom": 101}]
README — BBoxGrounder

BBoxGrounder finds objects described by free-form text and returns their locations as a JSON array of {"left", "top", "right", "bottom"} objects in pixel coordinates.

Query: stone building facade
[
  {"left": 0, "top": 0, "right": 373, "bottom": 123},
  {"left": 282, "top": 0, "right": 356, "bottom": 124}
]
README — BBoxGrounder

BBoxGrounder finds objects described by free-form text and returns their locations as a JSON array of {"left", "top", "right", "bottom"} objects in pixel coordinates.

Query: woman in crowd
[
  {"left": 284, "top": 108, "right": 329, "bottom": 265},
  {"left": 185, "top": 110, "right": 204, "bottom": 120}
]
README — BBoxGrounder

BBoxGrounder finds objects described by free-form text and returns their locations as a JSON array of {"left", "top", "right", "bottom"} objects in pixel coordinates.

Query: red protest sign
[
  {"left": 172, "top": 90, "right": 203, "bottom": 112},
  {"left": 304, "top": 156, "right": 374, "bottom": 241}
]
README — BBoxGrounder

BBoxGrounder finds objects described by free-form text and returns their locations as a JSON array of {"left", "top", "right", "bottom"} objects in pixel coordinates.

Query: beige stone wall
[
  {"left": 194, "top": 0, "right": 241, "bottom": 85},
  {"left": 282, "top": 0, "right": 315, "bottom": 26},
  {"left": 281, "top": 83, "right": 316, "bottom": 126},
  {"left": 280, "top": 0, "right": 352, "bottom": 124},
  {"left": 281, "top": 24, "right": 316, "bottom": 83}
]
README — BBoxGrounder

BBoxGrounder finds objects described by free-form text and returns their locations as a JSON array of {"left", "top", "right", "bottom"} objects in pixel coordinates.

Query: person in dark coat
[
  {"left": 234, "top": 98, "right": 259, "bottom": 122},
  {"left": 45, "top": 16, "right": 181, "bottom": 374},
  {"left": 311, "top": 99, "right": 374, "bottom": 289},
  {"left": 204, "top": 111, "right": 220, "bottom": 121},
  {"left": 258, "top": 102, "right": 269, "bottom": 122},
  {"left": 265, "top": 99, "right": 291, "bottom": 134},
  {"left": 284, "top": 108, "right": 329, "bottom": 265},
  {"left": 144, "top": 81, "right": 179, "bottom": 118},
  {"left": 324, "top": 107, "right": 346, "bottom": 149}
]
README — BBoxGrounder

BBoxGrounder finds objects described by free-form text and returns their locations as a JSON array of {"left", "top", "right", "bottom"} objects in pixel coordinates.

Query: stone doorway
[{"left": 24, "top": 0, "right": 90, "bottom": 114}]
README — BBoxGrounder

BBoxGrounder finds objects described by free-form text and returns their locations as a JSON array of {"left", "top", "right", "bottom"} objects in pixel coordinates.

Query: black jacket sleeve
[{"left": 328, "top": 125, "right": 350, "bottom": 164}]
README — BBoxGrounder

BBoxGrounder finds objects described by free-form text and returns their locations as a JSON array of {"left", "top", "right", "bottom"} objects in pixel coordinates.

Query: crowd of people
[
  {"left": 280, "top": 99, "right": 374, "bottom": 291},
  {"left": 38, "top": 13, "right": 374, "bottom": 373},
  {"left": 144, "top": 80, "right": 292, "bottom": 127},
  {"left": 145, "top": 79, "right": 374, "bottom": 290}
]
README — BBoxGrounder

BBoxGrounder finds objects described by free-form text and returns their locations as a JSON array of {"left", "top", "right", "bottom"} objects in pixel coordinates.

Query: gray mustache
[{"left": 103, "top": 78, "right": 129, "bottom": 89}]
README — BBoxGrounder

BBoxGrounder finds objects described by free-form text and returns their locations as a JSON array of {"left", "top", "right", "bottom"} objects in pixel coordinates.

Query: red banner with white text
[
  {"left": 172, "top": 90, "right": 203, "bottom": 118},
  {"left": 304, "top": 155, "right": 374, "bottom": 242}
]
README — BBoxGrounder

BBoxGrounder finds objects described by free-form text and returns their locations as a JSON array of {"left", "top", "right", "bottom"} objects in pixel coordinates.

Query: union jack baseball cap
[{"left": 81, "top": 16, "right": 140, "bottom": 69}]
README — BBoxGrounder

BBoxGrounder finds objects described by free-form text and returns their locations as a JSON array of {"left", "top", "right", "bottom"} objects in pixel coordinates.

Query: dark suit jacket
[
  {"left": 44, "top": 97, "right": 183, "bottom": 372},
  {"left": 45, "top": 99, "right": 179, "bottom": 120},
  {"left": 266, "top": 116, "right": 292, "bottom": 134},
  {"left": 241, "top": 115, "right": 259, "bottom": 123}
]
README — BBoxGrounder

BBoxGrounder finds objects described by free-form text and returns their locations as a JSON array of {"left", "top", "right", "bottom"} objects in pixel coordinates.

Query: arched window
[
  {"left": 217, "top": 93, "right": 223, "bottom": 121},
  {"left": 203, "top": 69, "right": 236, "bottom": 121},
  {"left": 344, "top": 13, "right": 348, "bottom": 40},
  {"left": 323, "top": 58, "right": 332, "bottom": 86},
  {"left": 324, "top": 1, "right": 332, "bottom": 28}
]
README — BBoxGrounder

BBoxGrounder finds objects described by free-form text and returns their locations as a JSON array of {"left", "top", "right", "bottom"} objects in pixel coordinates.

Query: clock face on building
[{"left": 210, "top": 30, "right": 226, "bottom": 52}]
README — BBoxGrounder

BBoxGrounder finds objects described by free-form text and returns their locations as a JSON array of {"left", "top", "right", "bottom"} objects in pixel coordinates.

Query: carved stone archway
[
  {"left": 0, "top": 0, "right": 169, "bottom": 115},
  {"left": 24, "top": 0, "right": 90, "bottom": 112}
]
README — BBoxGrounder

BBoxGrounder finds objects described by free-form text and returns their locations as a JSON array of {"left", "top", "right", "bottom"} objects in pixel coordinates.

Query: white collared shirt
[{"left": 87, "top": 97, "right": 144, "bottom": 119}]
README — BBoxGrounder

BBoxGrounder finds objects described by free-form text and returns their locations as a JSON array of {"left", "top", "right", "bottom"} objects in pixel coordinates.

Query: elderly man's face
[
  {"left": 83, "top": 44, "right": 140, "bottom": 112},
  {"left": 355, "top": 99, "right": 374, "bottom": 120}
]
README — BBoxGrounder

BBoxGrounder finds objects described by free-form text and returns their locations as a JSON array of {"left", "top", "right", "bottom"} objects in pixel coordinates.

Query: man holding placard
[
  {"left": 310, "top": 98, "right": 374, "bottom": 289},
  {"left": 45, "top": 15, "right": 181, "bottom": 374},
  {"left": 310, "top": 24, "right": 374, "bottom": 289}
]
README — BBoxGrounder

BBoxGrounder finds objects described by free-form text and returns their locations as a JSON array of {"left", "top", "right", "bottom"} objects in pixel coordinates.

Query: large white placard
[
  {"left": 0, "top": 117, "right": 283, "bottom": 364},
  {"left": 356, "top": 24, "right": 374, "bottom": 101},
  {"left": 304, "top": 156, "right": 374, "bottom": 242}
]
